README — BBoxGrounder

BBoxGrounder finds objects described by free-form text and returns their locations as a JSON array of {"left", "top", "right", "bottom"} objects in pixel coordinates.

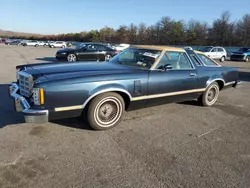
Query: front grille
[{"left": 18, "top": 71, "right": 33, "bottom": 97}]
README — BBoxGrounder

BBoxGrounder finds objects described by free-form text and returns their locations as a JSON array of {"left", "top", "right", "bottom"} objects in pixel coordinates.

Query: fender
[
  {"left": 82, "top": 83, "right": 132, "bottom": 108},
  {"left": 206, "top": 75, "right": 225, "bottom": 89}
]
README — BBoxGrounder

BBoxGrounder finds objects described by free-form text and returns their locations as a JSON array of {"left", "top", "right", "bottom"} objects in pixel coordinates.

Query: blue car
[
  {"left": 230, "top": 47, "right": 250, "bottom": 62},
  {"left": 9, "top": 46, "right": 241, "bottom": 130}
]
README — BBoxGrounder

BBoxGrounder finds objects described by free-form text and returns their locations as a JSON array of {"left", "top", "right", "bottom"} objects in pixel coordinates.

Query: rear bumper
[{"left": 9, "top": 83, "right": 49, "bottom": 123}]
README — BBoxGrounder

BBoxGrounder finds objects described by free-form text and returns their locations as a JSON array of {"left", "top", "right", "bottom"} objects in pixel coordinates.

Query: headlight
[
  {"left": 60, "top": 52, "right": 67, "bottom": 55},
  {"left": 32, "top": 88, "right": 45, "bottom": 105},
  {"left": 244, "top": 53, "right": 248, "bottom": 56}
]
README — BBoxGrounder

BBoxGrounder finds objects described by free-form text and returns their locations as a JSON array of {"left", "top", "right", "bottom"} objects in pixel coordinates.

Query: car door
[
  {"left": 217, "top": 48, "right": 224, "bottom": 58},
  {"left": 97, "top": 45, "right": 109, "bottom": 61},
  {"left": 210, "top": 48, "right": 218, "bottom": 59},
  {"left": 77, "top": 44, "right": 99, "bottom": 61},
  {"left": 146, "top": 51, "right": 198, "bottom": 107}
]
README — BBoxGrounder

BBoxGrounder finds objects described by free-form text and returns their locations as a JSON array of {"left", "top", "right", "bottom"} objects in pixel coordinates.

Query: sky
[{"left": 1, "top": 0, "right": 249, "bottom": 34}]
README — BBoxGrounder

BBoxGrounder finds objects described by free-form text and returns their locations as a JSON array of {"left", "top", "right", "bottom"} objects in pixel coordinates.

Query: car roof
[{"left": 131, "top": 45, "right": 185, "bottom": 52}]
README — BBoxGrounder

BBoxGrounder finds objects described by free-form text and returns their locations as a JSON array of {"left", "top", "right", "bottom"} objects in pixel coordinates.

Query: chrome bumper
[{"left": 9, "top": 83, "right": 49, "bottom": 123}]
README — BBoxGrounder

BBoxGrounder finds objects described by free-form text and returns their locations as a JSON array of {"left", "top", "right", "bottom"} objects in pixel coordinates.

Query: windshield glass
[
  {"left": 199, "top": 46, "right": 213, "bottom": 52},
  {"left": 110, "top": 48, "right": 161, "bottom": 69}
]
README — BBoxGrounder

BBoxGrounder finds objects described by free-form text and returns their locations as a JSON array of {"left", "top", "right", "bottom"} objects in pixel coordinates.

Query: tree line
[{"left": 2, "top": 11, "right": 250, "bottom": 47}]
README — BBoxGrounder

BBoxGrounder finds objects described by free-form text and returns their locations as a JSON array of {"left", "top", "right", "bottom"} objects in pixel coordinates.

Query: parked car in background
[
  {"left": 5, "top": 40, "right": 22, "bottom": 46},
  {"left": 23, "top": 40, "right": 41, "bottom": 47},
  {"left": 10, "top": 45, "right": 240, "bottom": 130},
  {"left": 49, "top": 41, "right": 67, "bottom": 48},
  {"left": 199, "top": 46, "right": 227, "bottom": 62},
  {"left": 230, "top": 47, "right": 250, "bottom": 62},
  {"left": 113, "top": 43, "right": 130, "bottom": 52},
  {"left": 56, "top": 43, "right": 118, "bottom": 62},
  {"left": 1, "top": 39, "right": 7, "bottom": 44},
  {"left": 66, "top": 42, "right": 72, "bottom": 47}
]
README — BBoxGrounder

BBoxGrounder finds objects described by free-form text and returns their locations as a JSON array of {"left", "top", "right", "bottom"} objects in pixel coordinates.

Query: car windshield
[
  {"left": 239, "top": 48, "right": 250, "bottom": 52},
  {"left": 199, "top": 47, "right": 213, "bottom": 52},
  {"left": 110, "top": 48, "right": 161, "bottom": 69}
]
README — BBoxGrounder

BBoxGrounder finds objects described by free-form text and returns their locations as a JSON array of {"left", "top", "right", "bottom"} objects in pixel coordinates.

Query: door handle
[{"left": 190, "top": 73, "right": 197, "bottom": 77}]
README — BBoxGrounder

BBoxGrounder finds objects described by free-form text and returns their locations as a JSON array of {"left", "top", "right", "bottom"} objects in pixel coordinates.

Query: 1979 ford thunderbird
[{"left": 9, "top": 46, "right": 241, "bottom": 130}]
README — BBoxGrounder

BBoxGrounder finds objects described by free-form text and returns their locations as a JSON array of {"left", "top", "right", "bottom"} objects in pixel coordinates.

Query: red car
[{"left": 1, "top": 39, "right": 6, "bottom": 44}]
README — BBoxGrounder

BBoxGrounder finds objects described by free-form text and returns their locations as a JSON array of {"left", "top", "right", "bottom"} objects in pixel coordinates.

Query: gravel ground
[{"left": 0, "top": 44, "right": 250, "bottom": 188}]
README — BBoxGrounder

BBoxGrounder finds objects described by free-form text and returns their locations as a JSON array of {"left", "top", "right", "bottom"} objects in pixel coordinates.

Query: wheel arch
[
  {"left": 206, "top": 78, "right": 225, "bottom": 90},
  {"left": 83, "top": 85, "right": 132, "bottom": 110}
]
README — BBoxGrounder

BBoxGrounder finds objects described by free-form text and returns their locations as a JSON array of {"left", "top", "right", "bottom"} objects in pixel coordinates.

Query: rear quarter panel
[{"left": 197, "top": 66, "right": 238, "bottom": 89}]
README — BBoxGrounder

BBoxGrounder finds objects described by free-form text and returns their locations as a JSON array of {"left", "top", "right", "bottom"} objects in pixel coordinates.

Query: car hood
[{"left": 20, "top": 62, "right": 147, "bottom": 82}]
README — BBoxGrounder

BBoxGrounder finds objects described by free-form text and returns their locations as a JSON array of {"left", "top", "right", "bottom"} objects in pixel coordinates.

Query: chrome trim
[
  {"left": 55, "top": 105, "right": 83, "bottom": 112},
  {"left": 54, "top": 88, "right": 133, "bottom": 112},
  {"left": 132, "top": 88, "right": 206, "bottom": 101},
  {"left": 9, "top": 83, "right": 48, "bottom": 123},
  {"left": 18, "top": 71, "right": 34, "bottom": 97},
  {"left": 224, "top": 81, "right": 236, "bottom": 86}
]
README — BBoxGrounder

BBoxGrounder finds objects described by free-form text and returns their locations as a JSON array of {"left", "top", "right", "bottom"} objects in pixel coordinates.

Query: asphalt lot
[{"left": 0, "top": 44, "right": 250, "bottom": 188}]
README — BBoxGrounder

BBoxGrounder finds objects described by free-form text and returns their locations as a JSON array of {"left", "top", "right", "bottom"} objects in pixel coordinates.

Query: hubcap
[
  {"left": 206, "top": 86, "right": 219, "bottom": 105},
  {"left": 94, "top": 97, "right": 122, "bottom": 127},
  {"left": 67, "top": 54, "right": 76, "bottom": 62},
  {"left": 105, "top": 55, "right": 111, "bottom": 61}
]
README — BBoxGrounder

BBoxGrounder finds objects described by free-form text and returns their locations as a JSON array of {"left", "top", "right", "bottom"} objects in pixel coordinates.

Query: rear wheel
[
  {"left": 35, "top": 44, "right": 38, "bottom": 47},
  {"left": 67, "top": 54, "right": 76, "bottom": 62},
  {"left": 87, "top": 92, "right": 125, "bottom": 130},
  {"left": 198, "top": 82, "right": 220, "bottom": 107},
  {"left": 220, "top": 56, "right": 225, "bottom": 62}
]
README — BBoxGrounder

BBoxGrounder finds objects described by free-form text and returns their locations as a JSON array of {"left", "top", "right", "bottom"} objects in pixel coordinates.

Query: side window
[
  {"left": 211, "top": 48, "right": 217, "bottom": 52},
  {"left": 218, "top": 48, "right": 224, "bottom": 52},
  {"left": 86, "top": 44, "right": 99, "bottom": 51},
  {"left": 198, "top": 54, "right": 219, "bottom": 66},
  {"left": 156, "top": 51, "right": 192, "bottom": 70},
  {"left": 99, "top": 45, "right": 110, "bottom": 51}
]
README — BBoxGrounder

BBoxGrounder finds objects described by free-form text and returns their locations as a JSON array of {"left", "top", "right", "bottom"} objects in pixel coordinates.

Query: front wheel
[
  {"left": 245, "top": 56, "right": 249, "bottom": 62},
  {"left": 105, "top": 54, "right": 111, "bottom": 61},
  {"left": 198, "top": 82, "right": 220, "bottom": 107},
  {"left": 87, "top": 92, "right": 125, "bottom": 130},
  {"left": 61, "top": 45, "right": 65, "bottom": 48},
  {"left": 35, "top": 44, "right": 39, "bottom": 47},
  {"left": 220, "top": 56, "right": 225, "bottom": 62},
  {"left": 67, "top": 54, "right": 76, "bottom": 62}
]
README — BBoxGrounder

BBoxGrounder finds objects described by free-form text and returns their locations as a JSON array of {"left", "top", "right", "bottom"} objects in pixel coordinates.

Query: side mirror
[{"left": 163, "top": 64, "right": 173, "bottom": 71}]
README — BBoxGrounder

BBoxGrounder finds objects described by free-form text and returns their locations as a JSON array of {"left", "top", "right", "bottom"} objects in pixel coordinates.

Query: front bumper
[{"left": 9, "top": 83, "right": 49, "bottom": 123}]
